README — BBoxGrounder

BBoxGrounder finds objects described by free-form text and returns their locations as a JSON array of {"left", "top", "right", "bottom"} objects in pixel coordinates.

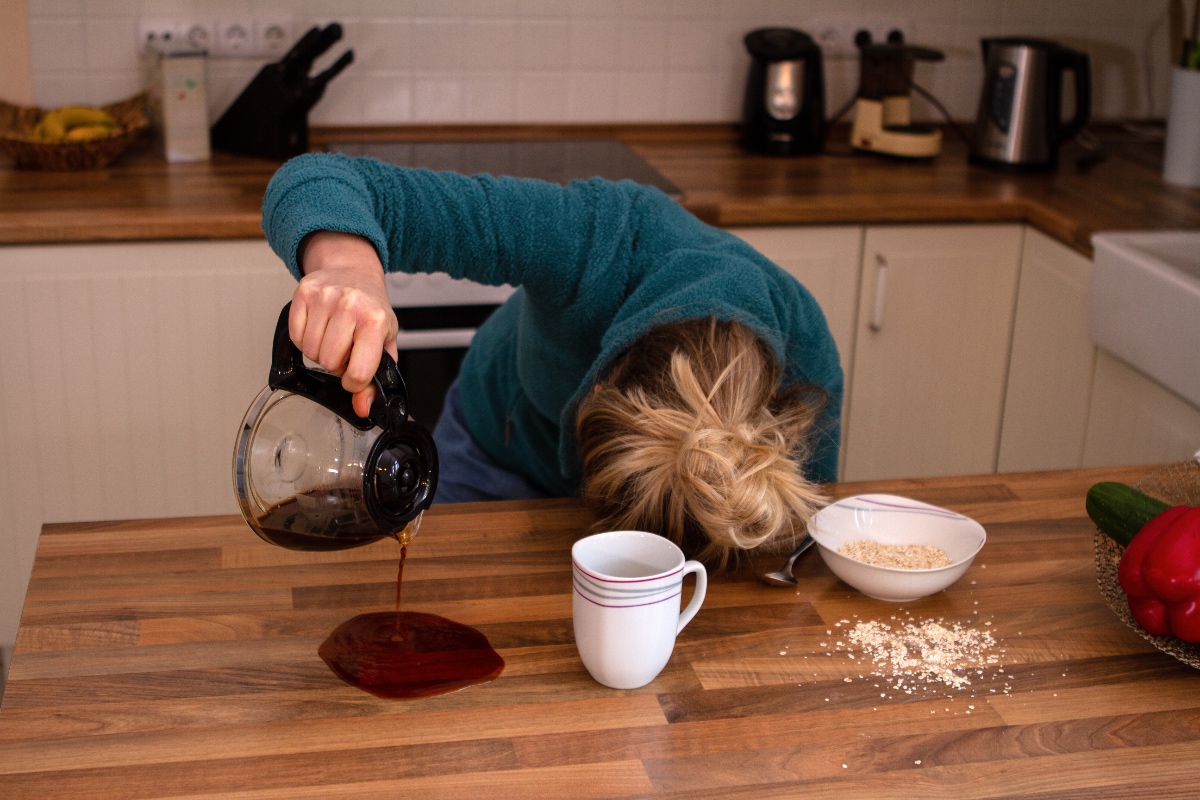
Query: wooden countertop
[
  {"left": 2, "top": 125, "right": 1198, "bottom": 256},
  {"left": 4, "top": 464, "right": 1200, "bottom": 799}
]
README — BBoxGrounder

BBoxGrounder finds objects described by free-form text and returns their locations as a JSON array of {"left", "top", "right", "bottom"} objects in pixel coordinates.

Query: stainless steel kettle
[
  {"left": 969, "top": 37, "right": 1091, "bottom": 170},
  {"left": 233, "top": 303, "right": 438, "bottom": 551}
]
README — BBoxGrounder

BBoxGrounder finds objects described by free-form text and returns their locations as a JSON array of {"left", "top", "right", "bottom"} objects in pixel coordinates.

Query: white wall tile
[
  {"left": 667, "top": 19, "right": 723, "bottom": 70},
  {"left": 412, "top": 19, "right": 467, "bottom": 70},
  {"left": 516, "top": 20, "right": 570, "bottom": 70},
  {"left": 619, "top": 19, "right": 669, "bottom": 70},
  {"left": 461, "top": 72, "right": 517, "bottom": 120},
  {"left": 569, "top": 18, "right": 620, "bottom": 69},
  {"left": 666, "top": 69, "right": 721, "bottom": 120},
  {"left": 86, "top": 16, "right": 139, "bottom": 72},
  {"left": 28, "top": 0, "right": 84, "bottom": 16},
  {"left": 309, "top": 68, "right": 363, "bottom": 124},
  {"left": 353, "top": 19, "right": 411, "bottom": 71},
  {"left": 461, "top": 20, "right": 516, "bottom": 70},
  {"left": 87, "top": 71, "right": 142, "bottom": 104},
  {"left": 31, "top": 74, "right": 85, "bottom": 107},
  {"left": 516, "top": 70, "right": 569, "bottom": 120},
  {"left": 29, "top": 18, "right": 87, "bottom": 72},
  {"left": 615, "top": 70, "right": 665, "bottom": 121},
  {"left": 85, "top": 0, "right": 138, "bottom": 15},
  {"left": 24, "top": 0, "right": 1172, "bottom": 125},
  {"left": 413, "top": 72, "right": 463, "bottom": 120},
  {"left": 362, "top": 73, "right": 412, "bottom": 122},
  {"left": 567, "top": 70, "right": 617, "bottom": 121}
]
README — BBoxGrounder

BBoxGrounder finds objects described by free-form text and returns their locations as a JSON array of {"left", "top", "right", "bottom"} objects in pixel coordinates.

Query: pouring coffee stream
[{"left": 234, "top": 303, "right": 503, "bottom": 699}]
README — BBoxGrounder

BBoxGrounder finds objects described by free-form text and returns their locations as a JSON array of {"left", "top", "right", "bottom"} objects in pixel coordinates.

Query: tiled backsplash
[{"left": 25, "top": 0, "right": 1171, "bottom": 126}]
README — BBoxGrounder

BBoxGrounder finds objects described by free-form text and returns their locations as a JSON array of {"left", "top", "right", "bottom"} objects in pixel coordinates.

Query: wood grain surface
[
  {"left": 3, "top": 465, "right": 1199, "bottom": 799},
  {"left": 2, "top": 124, "right": 1198, "bottom": 256}
]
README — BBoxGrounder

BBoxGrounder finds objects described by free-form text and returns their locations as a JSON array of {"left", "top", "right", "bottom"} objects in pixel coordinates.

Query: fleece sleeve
[{"left": 261, "top": 153, "right": 647, "bottom": 308}]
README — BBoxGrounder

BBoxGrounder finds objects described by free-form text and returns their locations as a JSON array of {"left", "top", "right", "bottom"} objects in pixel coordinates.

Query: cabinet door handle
[{"left": 869, "top": 254, "right": 888, "bottom": 332}]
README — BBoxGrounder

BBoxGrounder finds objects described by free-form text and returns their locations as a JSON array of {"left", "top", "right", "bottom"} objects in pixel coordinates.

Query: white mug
[{"left": 571, "top": 530, "right": 707, "bottom": 689}]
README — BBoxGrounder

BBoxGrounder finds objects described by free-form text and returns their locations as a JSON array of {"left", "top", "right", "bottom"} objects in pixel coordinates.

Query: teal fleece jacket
[{"left": 261, "top": 154, "right": 842, "bottom": 495}]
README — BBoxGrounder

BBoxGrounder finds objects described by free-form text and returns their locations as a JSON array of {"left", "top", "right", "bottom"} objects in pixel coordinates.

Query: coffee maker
[
  {"left": 849, "top": 31, "right": 945, "bottom": 159},
  {"left": 969, "top": 37, "right": 1091, "bottom": 170},
  {"left": 740, "top": 27, "right": 826, "bottom": 155}
]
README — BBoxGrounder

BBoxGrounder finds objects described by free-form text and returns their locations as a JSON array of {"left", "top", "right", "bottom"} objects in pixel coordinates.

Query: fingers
[
  {"left": 352, "top": 386, "right": 376, "bottom": 419},
  {"left": 288, "top": 296, "right": 309, "bottom": 351},
  {"left": 343, "top": 313, "right": 388, "bottom": 394}
]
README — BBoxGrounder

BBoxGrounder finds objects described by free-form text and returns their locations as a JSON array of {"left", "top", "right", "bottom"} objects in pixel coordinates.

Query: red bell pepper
[{"left": 1117, "top": 504, "right": 1200, "bottom": 642}]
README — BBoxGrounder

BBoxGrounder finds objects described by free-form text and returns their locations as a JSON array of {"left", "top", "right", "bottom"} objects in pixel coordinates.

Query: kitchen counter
[
  {"left": 2, "top": 125, "right": 1198, "bottom": 256},
  {"left": 4, "top": 464, "right": 1200, "bottom": 799}
]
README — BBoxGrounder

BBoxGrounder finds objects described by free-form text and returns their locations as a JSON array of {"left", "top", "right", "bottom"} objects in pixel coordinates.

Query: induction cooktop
[{"left": 325, "top": 139, "right": 683, "bottom": 199}]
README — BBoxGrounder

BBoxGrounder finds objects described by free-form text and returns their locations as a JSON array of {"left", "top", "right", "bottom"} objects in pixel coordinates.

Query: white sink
[{"left": 1090, "top": 231, "right": 1200, "bottom": 407}]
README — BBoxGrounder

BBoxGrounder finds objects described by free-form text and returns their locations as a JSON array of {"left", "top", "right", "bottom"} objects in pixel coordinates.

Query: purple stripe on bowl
[{"left": 845, "top": 497, "right": 965, "bottom": 519}]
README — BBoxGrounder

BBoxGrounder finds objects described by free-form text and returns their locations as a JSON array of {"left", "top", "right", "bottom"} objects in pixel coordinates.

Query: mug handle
[{"left": 676, "top": 561, "right": 708, "bottom": 635}]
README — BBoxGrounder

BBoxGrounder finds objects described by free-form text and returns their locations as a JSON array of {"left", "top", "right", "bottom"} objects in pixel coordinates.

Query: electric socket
[
  {"left": 137, "top": 18, "right": 180, "bottom": 53},
  {"left": 213, "top": 18, "right": 255, "bottom": 58},
  {"left": 139, "top": 16, "right": 293, "bottom": 58},
  {"left": 811, "top": 20, "right": 914, "bottom": 59},
  {"left": 256, "top": 16, "right": 295, "bottom": 58}
]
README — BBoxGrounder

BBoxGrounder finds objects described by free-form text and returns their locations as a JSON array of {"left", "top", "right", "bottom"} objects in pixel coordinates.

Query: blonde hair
[{"left": 575, "top": 318, "right": 828, "bottom": 571}]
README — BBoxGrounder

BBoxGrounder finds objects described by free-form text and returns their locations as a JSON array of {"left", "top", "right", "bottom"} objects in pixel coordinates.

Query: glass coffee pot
[{"left": 233, "top": 303, "right": 438, "bottom": 551}]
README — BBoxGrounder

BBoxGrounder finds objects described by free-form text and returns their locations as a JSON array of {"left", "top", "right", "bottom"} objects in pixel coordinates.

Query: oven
[{"left": 385, "top": 271, "right": 515, "bottom": 428}]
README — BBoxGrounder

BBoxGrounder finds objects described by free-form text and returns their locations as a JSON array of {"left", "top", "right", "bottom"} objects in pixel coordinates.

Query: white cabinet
[
  {"left": 725, "top": 226, "right": 864, "bottom": 378},
  {"left": 0, "top": 239, "right": 296, "bottom": 694},
  {"left": 841, "top": 225, "right": 1024, "bottom": 481},
  {"left": 725, "top": 226, "right": 864, "bottom": 480},
  {"left": 997, "top": 228, "right": 1098, "bottom": 471},
  {"left": 1083, "top": 350, "right": 1200, "bottom": 467}
]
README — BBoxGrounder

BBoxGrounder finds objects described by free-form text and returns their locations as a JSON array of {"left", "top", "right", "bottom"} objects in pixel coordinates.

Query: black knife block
[{"left": 210, "top": 23, "right": 353, "bottom": 160}]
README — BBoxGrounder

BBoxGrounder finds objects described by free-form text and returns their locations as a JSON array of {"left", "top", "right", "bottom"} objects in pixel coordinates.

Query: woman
[{"left": 262, "top": 153, "right": 842, "bottom": 568}]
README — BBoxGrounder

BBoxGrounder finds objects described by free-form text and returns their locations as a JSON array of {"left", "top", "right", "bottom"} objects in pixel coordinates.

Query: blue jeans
[{"left": 430, "top": 380, "right": 550, "bottom": 504}]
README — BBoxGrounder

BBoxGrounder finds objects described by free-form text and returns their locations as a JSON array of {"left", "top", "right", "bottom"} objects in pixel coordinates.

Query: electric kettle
[
  {"left": 233, "top": 303, "right": 438, "bottom": 551},
  {"left": 969, "top": 37, "right": 1091, "bottom": 170},
  {"left": 740, "top": 27, "right": 826, "bottom": 155}
]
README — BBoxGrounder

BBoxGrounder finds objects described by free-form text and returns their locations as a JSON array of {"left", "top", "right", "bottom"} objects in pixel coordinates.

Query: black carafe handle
[
  {"left": 268, "top": 302, "right": 409, "bottom": 432},
  {"left": 1054, "top": 45, "right": 1091, "bottom": 146}
]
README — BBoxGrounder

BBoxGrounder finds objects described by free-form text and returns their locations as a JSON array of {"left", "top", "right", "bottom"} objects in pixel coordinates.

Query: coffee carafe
[
  {"left": 969, "top": 37, "right": 1091, "bottom": 170},
  {"left": 233, "top": 303, "right": 438, "bottom": 551}
]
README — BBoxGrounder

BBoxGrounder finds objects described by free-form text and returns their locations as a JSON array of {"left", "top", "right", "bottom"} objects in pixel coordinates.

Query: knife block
[
  {"left": 210, "top": 23, "right": 353, "bottom": 160},
  {"left": 210, "top": 65, "right": 312, "bottom": 160}
]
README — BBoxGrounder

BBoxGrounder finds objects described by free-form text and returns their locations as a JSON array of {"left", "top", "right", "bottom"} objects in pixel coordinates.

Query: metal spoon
[{"left": 757, "top": 534, "right": 816, "bottom": 587}]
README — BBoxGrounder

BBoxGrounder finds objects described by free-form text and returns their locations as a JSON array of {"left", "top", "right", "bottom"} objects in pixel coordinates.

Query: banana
[
  {"left": 32, "top": 106, "right": 119, "bottom": 141},
  {"left": 64, "top": 124, "right": 116, "bottom": 141},
  {"left": 33, "top": 114, "right": 67, "bottom": 140},
  {"left": 53, "top": 106, "right": 118, "bottom": 129}
]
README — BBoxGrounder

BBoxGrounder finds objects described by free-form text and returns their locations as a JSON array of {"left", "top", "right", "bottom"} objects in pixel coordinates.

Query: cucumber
[{"left": 1086, "top": 481, "right": 1172, "bottom": 547}]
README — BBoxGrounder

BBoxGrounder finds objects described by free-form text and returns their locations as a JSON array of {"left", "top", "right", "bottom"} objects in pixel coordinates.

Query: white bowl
[{"left": 809, "top": 493, "right": 986, "bottom": 602}]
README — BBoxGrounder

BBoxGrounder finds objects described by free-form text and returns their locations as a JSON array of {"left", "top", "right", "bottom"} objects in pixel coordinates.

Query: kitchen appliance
[
  {"left": 233, "top": 303, "right": 438, "bottom": 551},
  {"left": 850, "top": 32, "right": 945, "bottom": 159},
  {"left": 969, "top": 37, "right": 1091, "bottom": 170},
  {"left": 324, "top": 139, "right": 682, "bottom": 427},
  {"left": 143, "top": 49, "right": 210, "bottom": 162},
  {"left": 211, "top": 23, "right": 353, "bottom": 160},
  {"left": 740, "top": 27, "right": 826, "bottom": 155}
]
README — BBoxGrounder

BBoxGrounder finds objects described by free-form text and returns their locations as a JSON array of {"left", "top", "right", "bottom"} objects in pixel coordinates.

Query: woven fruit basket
[
  {"left": 0, "top": 93, "right": 149, "bottom": 170},
  {"left": 1094, "top": 459, "right": 1200, "bottom": 669}
]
